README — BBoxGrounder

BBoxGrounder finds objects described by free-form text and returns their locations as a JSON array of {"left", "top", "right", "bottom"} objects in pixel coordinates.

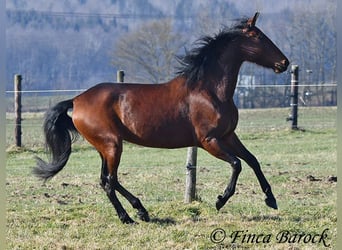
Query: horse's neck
[{"left": 213, "top": 63, "right": 241, "bottom": 102}]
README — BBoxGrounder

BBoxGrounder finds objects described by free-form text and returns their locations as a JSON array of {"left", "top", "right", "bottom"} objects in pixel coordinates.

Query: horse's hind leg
[
  {"left": 99, "top": 142, "right": 135, "bottom": 224},
  {"left": 99, "top": 143, "right": 150, "bottom": 223},
  {"left": 105, "top": 175, "right": 136, "bottom": 224},
  {"left": 224, "top": 133, "right": 277, "bottom": 209},
  {"left": 116, "top": 182, "right": 150, "bottom": 222}
]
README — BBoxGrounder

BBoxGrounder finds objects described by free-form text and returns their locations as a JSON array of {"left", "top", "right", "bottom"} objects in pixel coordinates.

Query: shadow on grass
[
  {"left": 243, "top": 214, "right": 282, "bottom": 222},
  {"left": 150, "top": 217, "right": 177, "bottom": 225}
]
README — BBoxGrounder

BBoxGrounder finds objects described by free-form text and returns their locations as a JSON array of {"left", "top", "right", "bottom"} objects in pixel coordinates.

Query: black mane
[{"left": 177, "top": 18, "right": 249, "bottom": 86}]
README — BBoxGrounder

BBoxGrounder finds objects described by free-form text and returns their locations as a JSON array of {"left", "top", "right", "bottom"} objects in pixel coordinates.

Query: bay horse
[{"left": 34, "top": 13, "right": 289, "bottom": 224}]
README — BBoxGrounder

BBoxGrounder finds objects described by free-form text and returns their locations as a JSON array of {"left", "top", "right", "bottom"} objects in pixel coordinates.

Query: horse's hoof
[
  {"left": 216, "top": 195, "right": 224, "bottom": 211},
  {"left": 138, "top": 211, "right": 150, "bottom": 222},
  {"left": 123, "top": 219, "right": 137, "bottom": 224},
  {"left": 120, "top": 214, "right": 136, "bottom": 224},
  {"left": 265, "top": 197, "right": 278, "bottom": 209}
]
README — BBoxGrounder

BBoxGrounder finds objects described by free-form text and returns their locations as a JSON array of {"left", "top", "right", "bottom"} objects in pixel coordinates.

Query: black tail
[{"left": 33, "top": 99, "right": 79, "bottom": 181}]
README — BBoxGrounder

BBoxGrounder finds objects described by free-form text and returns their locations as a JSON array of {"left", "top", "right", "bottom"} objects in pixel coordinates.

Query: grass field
[{"left": 6, "top": 107, "right": 336, "bottom": 249}]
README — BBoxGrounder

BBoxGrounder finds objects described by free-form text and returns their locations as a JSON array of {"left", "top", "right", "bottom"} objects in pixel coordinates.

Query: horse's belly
[{"left": 123, "top": 124, "right": 195, "bottom": 148}]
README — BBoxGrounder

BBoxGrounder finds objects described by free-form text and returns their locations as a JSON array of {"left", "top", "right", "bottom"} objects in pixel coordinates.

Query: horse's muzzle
[{"left": 274, "top": 59, "right": 289, "bottom": 73}]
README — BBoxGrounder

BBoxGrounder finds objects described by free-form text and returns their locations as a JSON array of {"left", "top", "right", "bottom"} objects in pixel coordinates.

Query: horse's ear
[{"left": 247, "top": 12, "right": 260, "bottom": 28}]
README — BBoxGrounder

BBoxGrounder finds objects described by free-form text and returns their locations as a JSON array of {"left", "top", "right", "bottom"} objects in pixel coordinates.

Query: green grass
[{"left": 6, "top": 107, "right": 336, "bottom": 249}]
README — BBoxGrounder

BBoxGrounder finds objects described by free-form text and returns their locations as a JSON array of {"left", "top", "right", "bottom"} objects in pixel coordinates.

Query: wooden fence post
[
  {"left": 14, "top": 74, "right": 22, "bottom": 147},
  {"left": 184, "top": 146, "right": 197, "bottom": 203},
  {"left": 288, "top": 65, "right": 299, "bottom": 130},
  {"left": 117, "top": 70, "right": 125, "bottom": 83}
]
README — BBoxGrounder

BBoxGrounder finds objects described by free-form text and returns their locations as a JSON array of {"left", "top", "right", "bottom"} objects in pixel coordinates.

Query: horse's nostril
[{"left": 281, "top": 59, "right": 289, "bottom": 67}]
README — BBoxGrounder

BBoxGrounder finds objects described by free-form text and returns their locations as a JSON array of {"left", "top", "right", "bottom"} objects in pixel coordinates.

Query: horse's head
[
  {"left": 177, "top": 12, "right": 290, "bottom": 87},
  {"left": 238, "top": 12, "right": 289, "bottom": 73}
]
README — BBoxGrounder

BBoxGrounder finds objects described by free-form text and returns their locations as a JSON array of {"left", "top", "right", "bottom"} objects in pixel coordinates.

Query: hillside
[{"left": 6, "top": 0, "right": 336, "bottom": 90}]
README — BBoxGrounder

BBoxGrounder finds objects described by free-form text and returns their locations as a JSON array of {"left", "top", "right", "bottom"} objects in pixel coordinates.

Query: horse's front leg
[
  {"left": 201, "top": 137, "right": 242, "bottom": 210},
  {"left": 223, "top": 132, "right": 277, "bottom": 209}
]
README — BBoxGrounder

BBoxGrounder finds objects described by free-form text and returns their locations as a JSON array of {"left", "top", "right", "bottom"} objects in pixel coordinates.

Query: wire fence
[
  {"left": 5, "top": 84, "right": 337, "bottom": 148},
  {"left": 5, "top": 83, "right": 337, "bottom": 112}
]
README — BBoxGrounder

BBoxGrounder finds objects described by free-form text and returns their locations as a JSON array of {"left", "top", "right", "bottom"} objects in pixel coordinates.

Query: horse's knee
[
  {"left": 100, "top": 175, "right": 117, "bottom": 195},
  {"left": 231, "top": 158, "right": 242, "bottom": 173}
]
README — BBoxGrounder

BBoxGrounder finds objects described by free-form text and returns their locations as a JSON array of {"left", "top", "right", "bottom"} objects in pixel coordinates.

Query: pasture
[{"left": 6, "top": 107, "right": 336, "bottom": 249}]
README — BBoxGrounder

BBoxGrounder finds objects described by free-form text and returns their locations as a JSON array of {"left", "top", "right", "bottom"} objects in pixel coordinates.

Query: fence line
[
  {"left": 5, "top": 83, "right": 337, "bottom": 129},
  {"left": 5, "top": 83, "right": 338, "bottom": 110},
  {"left": 5, "top": 83, "right": 337, "bottom": 131},
  {"left": 4, "top": 83, "right": 338, "bottom": 94}
]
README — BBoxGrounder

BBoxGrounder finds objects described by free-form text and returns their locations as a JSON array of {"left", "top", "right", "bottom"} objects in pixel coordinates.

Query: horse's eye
[{"left": 247, "top": 30, "right": 262, "bottom": 39}]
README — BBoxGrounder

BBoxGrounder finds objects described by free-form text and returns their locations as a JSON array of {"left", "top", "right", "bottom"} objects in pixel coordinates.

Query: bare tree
[
  {"left": 280, "top": 2, "right": 336, "bottom": 105},
  {"left": 112, "top": 19, "right": 186, "bottom": 83}
]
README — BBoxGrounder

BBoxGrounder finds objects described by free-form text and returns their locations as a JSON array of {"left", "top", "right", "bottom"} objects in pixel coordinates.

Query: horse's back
[{"left": 71, "top": 80, "right": 196, "bottom": 148}]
